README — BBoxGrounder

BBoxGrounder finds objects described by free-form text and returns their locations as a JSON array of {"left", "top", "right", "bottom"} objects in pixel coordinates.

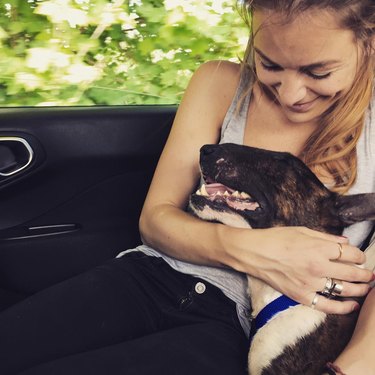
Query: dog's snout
[{"left": 200, "top": 144, "right": 219, "bottom": 156}]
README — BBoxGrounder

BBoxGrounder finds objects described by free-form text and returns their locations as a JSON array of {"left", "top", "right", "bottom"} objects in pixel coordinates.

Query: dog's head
[{"left": 189, "top": 143, "right": 375, "bottom": 234}]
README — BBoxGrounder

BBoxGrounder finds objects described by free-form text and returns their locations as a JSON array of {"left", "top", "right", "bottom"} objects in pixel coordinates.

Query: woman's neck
[
  {"left": 245, "top": 83, "right": 336, "bottom": 185},
  {"left": 244, "top": 83, "right": 319, "bottom": 157}
]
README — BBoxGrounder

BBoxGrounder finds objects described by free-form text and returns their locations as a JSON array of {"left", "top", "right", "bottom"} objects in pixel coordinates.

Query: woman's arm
[
  {"left": 139, "top": 61, "right": 373, "bottom": 314},
  {"left": 140, "top": 60, "right": 241, "bottom": 266},
  {"left": 333, "top": 286, "right": 375, "bottom": 374}
]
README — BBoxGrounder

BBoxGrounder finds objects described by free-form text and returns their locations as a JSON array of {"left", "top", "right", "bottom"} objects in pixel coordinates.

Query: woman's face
[{"left": 253, "top": 9, "right": 362, "bottom": 124}]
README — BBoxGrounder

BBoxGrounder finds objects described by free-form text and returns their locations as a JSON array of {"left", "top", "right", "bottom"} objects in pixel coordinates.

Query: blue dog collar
[{"left": 251, "top": 295, "right": 299, "bottom": 339}]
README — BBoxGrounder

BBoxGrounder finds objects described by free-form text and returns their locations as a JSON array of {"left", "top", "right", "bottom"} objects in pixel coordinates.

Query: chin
[
  {"left": 282, "top": 104, "right": 332, "bottom": 125},
  {"left": 282, "top": 110, "right": 319, "bottom": 125}
]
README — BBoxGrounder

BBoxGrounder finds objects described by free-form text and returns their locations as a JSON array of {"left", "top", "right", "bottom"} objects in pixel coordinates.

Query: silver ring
[
  {"left": 322, "top": 277, "right": 334, "bottom": 296},
  {"left": 329, "top": 280, "right": 344, "bottom": 296},
  {"left": 311, "top": 293, "right": 319, "bottom": 309}
]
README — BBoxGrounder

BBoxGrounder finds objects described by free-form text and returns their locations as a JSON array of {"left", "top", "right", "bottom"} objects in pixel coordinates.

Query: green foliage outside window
[{"left": 0, "top": 0, "right": 248, "bottom": 106}]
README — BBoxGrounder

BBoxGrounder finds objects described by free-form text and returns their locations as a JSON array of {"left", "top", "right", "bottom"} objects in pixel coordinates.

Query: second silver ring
[{"left": 322, "top": 277, "right": 334, "bottom": 296}]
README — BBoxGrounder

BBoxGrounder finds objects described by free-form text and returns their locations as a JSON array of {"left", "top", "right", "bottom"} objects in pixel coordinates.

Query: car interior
[
  {"left": 0, "top": 105, "right": 176, "bottom": 311},
  {"left": 0, "top": 0, "right": 248, "bottom": 320}
]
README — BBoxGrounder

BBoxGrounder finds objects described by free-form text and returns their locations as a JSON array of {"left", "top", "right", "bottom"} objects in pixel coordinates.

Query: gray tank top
[{"left": 119, "top": 68, "right": 375, "bottom": 336}]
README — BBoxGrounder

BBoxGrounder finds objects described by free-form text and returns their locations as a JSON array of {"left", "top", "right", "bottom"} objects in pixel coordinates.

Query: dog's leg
[{"left": 248, "top": 277, "right": 282, "bottom": 318}]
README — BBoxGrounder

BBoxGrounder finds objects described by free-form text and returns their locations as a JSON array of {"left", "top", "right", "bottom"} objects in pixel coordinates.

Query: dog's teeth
[
  {"left": 223, "top": 191, "right": 230, "bottom": 196},
  {"left": 216, "top": 191, "right": 222, "bottom": 196},
  {"left": 232, "top": 191, "right": 240, "bottom": 197},
  {"left": 196, "top": 189, "right": 202, "bottom": 195},
  {"left": 200, "top": 184, "right": 209, "bottom": 196},
  {"left": 240, "top": 192, "right": 251, "bottom": 199}
]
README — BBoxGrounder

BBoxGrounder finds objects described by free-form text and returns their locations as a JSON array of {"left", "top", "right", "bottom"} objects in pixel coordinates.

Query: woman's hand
[{"left": 220, "top": 225, "right": 373, "bottom": 314}]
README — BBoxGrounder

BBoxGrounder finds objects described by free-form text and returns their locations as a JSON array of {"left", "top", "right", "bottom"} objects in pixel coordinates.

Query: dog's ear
[{"left": 336, "top": 193, "right": 375, "bottom": 225}]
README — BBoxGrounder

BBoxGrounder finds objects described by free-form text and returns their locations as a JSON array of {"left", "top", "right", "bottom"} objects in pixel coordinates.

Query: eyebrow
[{"left": 254, "top": 47, "right": 342, "bottom": 70}]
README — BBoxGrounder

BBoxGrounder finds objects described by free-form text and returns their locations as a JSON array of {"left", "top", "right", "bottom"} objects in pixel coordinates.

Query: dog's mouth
[{"left": 195, "top": 182, "right": 260, "bottom": 212}]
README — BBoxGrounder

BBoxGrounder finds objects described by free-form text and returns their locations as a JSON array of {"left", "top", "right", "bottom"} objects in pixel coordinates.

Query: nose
[
  {"left": 200, "top": 144, "right": 218, "bottom": 156},
  {"left": 274, "top": 72, "right": 307, "bottom": 106}
]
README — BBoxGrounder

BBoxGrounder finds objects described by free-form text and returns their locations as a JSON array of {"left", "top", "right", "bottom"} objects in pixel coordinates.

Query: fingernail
[
  {"left": 352, "top": 303, "right": 360, "bottom": 312},
  {"left": 337, "top": 235, "right": 348, "bottom": 242}
]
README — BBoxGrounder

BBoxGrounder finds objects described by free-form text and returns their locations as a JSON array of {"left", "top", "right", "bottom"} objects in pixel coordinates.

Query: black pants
[{"left": 0, "top": 252, "right": 249, "bottom": 374}]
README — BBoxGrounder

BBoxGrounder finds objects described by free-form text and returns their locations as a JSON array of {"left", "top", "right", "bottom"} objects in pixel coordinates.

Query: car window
[{"left": 1, "top": 0, "right": 248, "bottom": 106}]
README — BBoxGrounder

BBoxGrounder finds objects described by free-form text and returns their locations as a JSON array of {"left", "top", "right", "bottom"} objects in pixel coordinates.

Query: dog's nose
[{"left": 200, "top": 144, "right": 218, "bottom": 156}]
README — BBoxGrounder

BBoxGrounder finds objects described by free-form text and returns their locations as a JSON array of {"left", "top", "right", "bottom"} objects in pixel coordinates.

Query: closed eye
[
  {"left": 260, "top": 61, "right": 282, "bottom": 72},
  {"left": 300, "top": 68, "right": 332, "bottom": 80},
  {"left": 260, "top": 61, "right": 332, "bottom": 80}
]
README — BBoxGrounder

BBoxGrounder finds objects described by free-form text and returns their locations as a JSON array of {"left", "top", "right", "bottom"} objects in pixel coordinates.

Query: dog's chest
[{"left": 247, "top": 276, "right": 327, "bottom": 375}]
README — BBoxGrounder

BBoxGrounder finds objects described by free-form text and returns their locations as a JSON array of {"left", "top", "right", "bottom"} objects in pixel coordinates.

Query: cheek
[
  {"left": 310, "top": 81, "right": 343, "bottom": 97},
  {"left": 310, "top": 77, "right": 352, "bottom": 97}
]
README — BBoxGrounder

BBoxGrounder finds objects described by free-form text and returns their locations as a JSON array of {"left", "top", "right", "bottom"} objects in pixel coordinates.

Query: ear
[{"left": 336, "top": 193, "right": 375, "bottom": 225}]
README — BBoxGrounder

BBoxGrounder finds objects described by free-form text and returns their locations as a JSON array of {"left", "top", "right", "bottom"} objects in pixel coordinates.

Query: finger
[
  {"left": 317, "top": 277, "right": 370, "bottom": 298},
  {"left": 305, "top": 292, "right": 360, "bottom": 315},
  {"left": 331, "top": 263, "right": 374, "bottom": 283},
  {"left": 328, "top": 243, "right": 366, "bottom": 265},
  {"left": 336, "top": 281, "right": 371, "bottom": 298}
]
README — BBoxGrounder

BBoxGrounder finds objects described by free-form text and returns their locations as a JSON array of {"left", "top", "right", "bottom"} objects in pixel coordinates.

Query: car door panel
[{"left": 0, "top": 106, "right": 175, "bottom": 296}]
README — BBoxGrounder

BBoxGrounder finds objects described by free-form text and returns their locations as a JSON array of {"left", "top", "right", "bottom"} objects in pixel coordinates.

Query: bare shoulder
[
  {"left": 193, "top": 60, "right": 241, "bottom": 85},
  {"left": 142, "top": 61, "right": 243, "bottom": 210},
  {"left": 191, "top": 60, "right": 241, "bottom": 102},
  {"left": 180, "top": 60, "right": 242, "bottom": 125}
]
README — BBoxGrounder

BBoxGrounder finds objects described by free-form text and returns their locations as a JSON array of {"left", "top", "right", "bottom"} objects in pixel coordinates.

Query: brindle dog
[{"left": 189, "top": 143, "right": 375, "bottom": 375}]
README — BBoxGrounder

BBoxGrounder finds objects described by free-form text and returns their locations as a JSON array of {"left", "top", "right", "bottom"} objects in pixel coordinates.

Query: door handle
[{"left": 0, "top": 137, "right": 34, "bottom": 177}]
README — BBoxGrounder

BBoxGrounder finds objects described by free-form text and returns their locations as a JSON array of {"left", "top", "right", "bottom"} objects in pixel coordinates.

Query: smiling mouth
[
  {"left": 295, "top": 98, "right": 318, "bottom": 106},
  {"left": 195, "top": 183, "right": 260, "bottom": 211},
  {"left": 287, "top": 97, "right": 320, "bottom": 112}
]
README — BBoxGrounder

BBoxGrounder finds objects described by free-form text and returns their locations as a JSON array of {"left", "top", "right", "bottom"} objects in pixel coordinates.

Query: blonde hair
[{"left": 239, "top": 0, "right": 375, "bottom": 193}]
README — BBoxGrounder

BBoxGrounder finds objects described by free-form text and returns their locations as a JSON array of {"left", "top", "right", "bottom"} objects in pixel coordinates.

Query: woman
[
  {"left": 0, "top": 1, "right": 374, "bottom": 374},
  {"left": 141, "top": 0, "right": 375, "bottom": 372}
]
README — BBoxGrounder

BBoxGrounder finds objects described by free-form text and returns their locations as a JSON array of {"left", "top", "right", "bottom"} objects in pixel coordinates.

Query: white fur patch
[
  {"left": 248, "top": 276, "right": 283, "bottom": 317},
  {"left": 248, "top": 305, "right": 326, "bottom": 375},
  {"left": 247, "top": 275, "right": 327, "bottom": 375},
  {"left": 190, "top": 204, "right": 251, "bottom": 229}
]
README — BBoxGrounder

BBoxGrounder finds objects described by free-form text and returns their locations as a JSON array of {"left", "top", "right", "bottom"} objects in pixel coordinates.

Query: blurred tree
[{"left": 0, "top": 0, "right": 248, "bottom": 106}]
